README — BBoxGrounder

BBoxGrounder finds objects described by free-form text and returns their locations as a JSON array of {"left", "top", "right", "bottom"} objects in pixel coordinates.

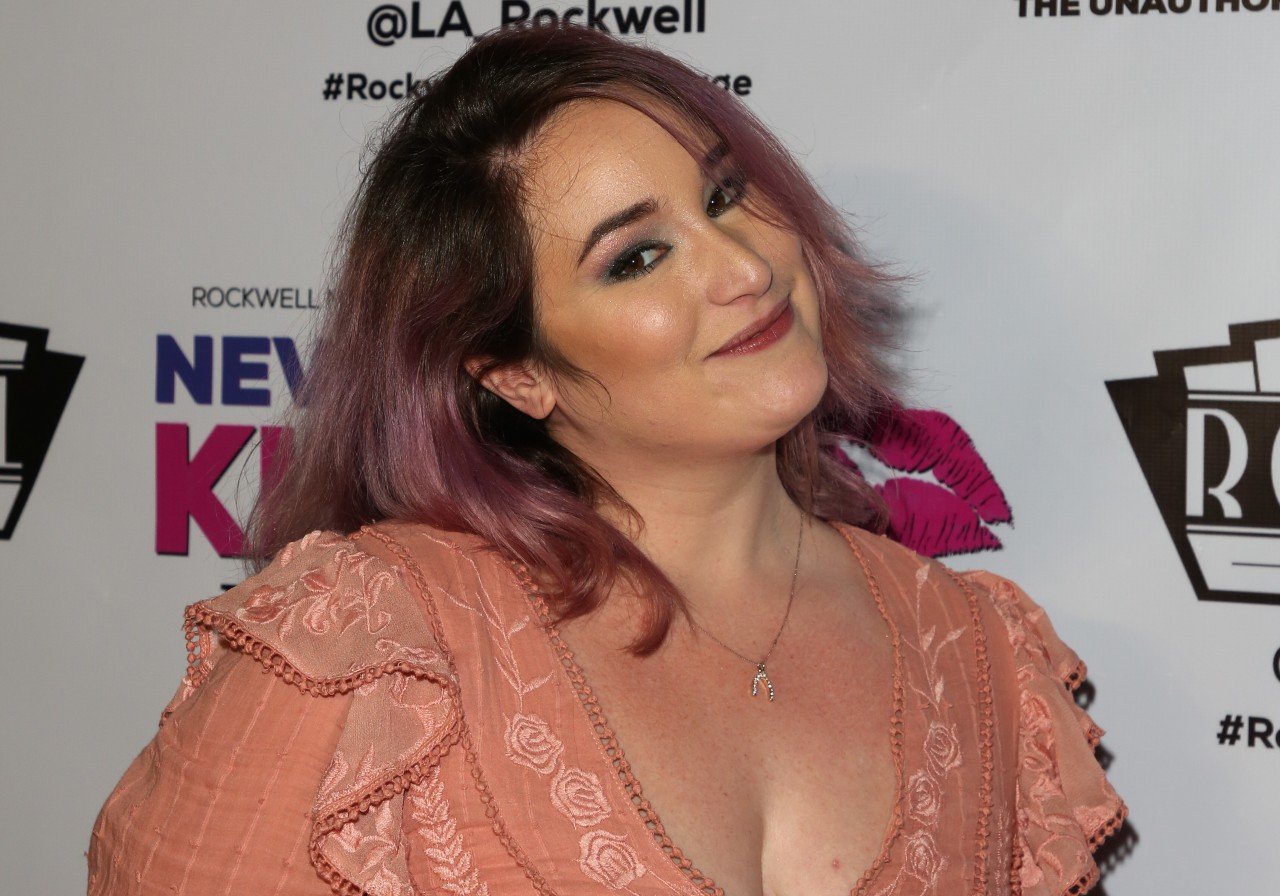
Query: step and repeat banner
[{"left": 2, "top": 2, "right": 1278, "bottom": 892}]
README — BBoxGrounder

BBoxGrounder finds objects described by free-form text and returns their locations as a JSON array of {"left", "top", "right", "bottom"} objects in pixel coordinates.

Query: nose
[{"left": 701, "top": 217, "right": 774, "bottom": 306}]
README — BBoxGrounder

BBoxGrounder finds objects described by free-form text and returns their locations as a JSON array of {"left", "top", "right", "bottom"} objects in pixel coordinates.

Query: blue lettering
[
  {"left": 222, "top": 336, "right": 272, "bottom": 406},
  {"left": 156, "top": 334, "right": 213, "bottom": 404},
  {"left": 272, "top": 337, "right": 304, "bottom": 398}
]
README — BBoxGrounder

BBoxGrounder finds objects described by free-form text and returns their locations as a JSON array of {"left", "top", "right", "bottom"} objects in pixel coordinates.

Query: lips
[{"left": 711, "top": 298, "right": 791, "bottom": 356}]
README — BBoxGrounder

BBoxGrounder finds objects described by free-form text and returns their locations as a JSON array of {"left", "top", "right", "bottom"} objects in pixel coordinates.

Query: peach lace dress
[{"left": 87, "top": 519, "right": 1126, "bottom": 896}]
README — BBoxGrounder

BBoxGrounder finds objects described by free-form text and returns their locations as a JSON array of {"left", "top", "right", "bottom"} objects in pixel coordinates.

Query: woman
[{"left": 88, "top": 22, "right": 1124, "bottom": 896}]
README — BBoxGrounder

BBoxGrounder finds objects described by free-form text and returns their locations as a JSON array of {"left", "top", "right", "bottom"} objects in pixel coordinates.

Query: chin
[{"left": 752, "top": 359, "right": 829, "bottom": 441}]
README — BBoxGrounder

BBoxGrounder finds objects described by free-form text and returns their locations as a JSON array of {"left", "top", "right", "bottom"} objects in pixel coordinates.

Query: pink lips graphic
[{"left": 832, "top": 406, "right": 1013, "bottom": 558}]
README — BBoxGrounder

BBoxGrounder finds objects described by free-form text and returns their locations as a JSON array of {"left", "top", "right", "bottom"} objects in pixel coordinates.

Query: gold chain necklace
[{"left": 685, "top": 517, "right": 803, "bottom": 702}]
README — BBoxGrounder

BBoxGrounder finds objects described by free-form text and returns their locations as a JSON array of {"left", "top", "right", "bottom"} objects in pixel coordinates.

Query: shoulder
[
  {"left": 836, "top": 523, "right": 1096, "bottom": 754},
  {"left": 950, "top": 567, "right": 1088, "bottom": 693},
  {"left": 190, "top": 520, "right": 514, "bottom": 691},
  {"left": 956, "top": 567, "right": 1127, "bottom": 894},
  {"left": 92, "top": 523, "right": 477, "bottom": 895},
  {"left": 184, "top": 524, "right": 468, "bottom": 782},
  {"left": 830, "top": 520, "right": 997, "bottom": 626},
  {"left": 191, "top": 526, "right": 454, "bottom": 694},
  {"left": 831, "top": 521, "right": 1078, "bottom": 681}
]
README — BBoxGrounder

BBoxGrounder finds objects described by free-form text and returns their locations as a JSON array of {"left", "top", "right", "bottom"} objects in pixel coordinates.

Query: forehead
[{"left": 520, "top": 99, "right": 707, "bottom": 241}]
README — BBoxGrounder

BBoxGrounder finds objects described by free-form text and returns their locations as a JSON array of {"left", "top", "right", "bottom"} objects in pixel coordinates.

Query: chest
[
  {"left": 562, "top": 592, "right": 898, "bottom": 896},
  {"left": 405, "top": 539, "right": 1017, "bottom": 896}
]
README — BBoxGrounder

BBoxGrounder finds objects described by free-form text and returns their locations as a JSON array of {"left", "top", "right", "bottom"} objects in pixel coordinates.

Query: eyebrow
[
  {"left": 574, "top": 140, "right": 732, "bottom": 268},
  {"left": 576, "top": 198, "right": 659, "bottom": 267},
  {"left": 702, "top": 140, "right": 729, "bottom": 168}
]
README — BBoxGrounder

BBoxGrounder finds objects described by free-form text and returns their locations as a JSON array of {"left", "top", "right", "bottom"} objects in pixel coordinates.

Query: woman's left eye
[{"left": 707, "top": 172, "right": 746, "bottom": 218}]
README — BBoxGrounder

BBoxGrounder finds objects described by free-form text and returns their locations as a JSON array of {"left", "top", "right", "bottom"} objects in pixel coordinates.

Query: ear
[{"left": 465, "top": 356, "right": 557, "bottom": 420}]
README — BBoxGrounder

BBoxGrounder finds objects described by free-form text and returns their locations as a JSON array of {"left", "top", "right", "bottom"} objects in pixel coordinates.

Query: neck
[{"left": 589, "top": 441, "right": 812, "bottom": 621}]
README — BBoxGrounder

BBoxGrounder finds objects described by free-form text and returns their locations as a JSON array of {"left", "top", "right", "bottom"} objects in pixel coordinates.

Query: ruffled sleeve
[
  {"left": 961, "top": 570, "right": 1127, "bottom": 896},
  {"left": 87, "top": 529, "right": 461, "bottom": 896}
]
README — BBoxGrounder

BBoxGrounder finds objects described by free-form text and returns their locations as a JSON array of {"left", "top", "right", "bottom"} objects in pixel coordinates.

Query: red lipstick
[{"left": 709, "top": 299, "right": 794, "bottom": 358}]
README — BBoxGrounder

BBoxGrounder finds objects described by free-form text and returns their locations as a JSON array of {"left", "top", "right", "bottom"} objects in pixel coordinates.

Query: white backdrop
[{"left": 2, "top": 2, "right": 1278, "bottom": 892}]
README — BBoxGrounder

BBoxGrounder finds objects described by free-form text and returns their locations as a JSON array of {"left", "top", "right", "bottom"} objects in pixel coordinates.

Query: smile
[{"left": 708, "top": 298, "right": 794, "bottom": 358}]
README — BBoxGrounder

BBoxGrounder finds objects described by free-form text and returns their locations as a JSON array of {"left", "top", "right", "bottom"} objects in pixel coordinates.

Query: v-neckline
[{"left": 512, "top": 518, "right": 907, "bottom": 896}]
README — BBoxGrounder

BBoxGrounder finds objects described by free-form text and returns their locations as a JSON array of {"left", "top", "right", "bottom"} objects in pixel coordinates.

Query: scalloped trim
[
  {"left": 360, "top": 525, "right": 561, "bottom": 896},
  {"left": 184, "top": 584, "right": 465, "bottom": 896},
  {"left": 1045, "top": 618, "right": 1120, "bottom": 853},
  {"left": 1063, "top": 657, "right": 1087, "bottom": 693},
  {"left": 1056, "top": 798, "right": 1130, "bottom": 896},
  {"left": 184, "top": 602, "right": 454, "bottom": 699},
  {"left": 937, "top": 565, "right": 998, "bottom": 895},
  {"left": 1060, "top": 658, "right": 1109, "bottom": 749},
  {"left": 510, "top": 557, "right": 728, "bottom": 896},
  {"left": 990, "top": 579, "right": 1127, "bottom": 896},
  {"left": 834, "top": 522, "right": 909, "bottom": 896}
]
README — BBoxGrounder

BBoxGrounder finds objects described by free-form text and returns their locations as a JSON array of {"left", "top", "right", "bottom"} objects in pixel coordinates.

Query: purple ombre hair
[{"left": 247, "top": 22, "right": 906, "bottom": 654}]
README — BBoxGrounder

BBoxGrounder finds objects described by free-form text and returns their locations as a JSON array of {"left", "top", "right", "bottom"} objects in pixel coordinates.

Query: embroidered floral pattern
[
  {"left": 327, "top": 801, "right": 402, "bottom": 883},
  {"left": 867, "top": 561, "right": 970, "bottom": 896},
  {"left": 238, "top": 583, "right": 296, "bottom": 624},
  {"left": 232, "top": 533, "right": 396, "bottom": 638},
  {"left": 923, "top": 721, "right": 962, "bottom": 778},
  {"left": 407, "top": 768, "right": 491, "bottom": 896},
  {"left": 578, "top": 830, "right": 647, "bottom": 889},
  {"left": 392, "top": 528, "right": 646, "bottom": 894},
  {"left": 971, "top": 574, "right": 1128, "bottom": 896},
  {"left": 484, "top": 610, "right": 645, "bottom": 889},
  {"left": 393, "top": 522, "right": 1119, "bottom": 896},
  {"left": 906, "top": 771, "right": 942, "bottom": 823},
  {"left": 503, "top": 712, "right": 565, "bottom": 775},
  {"left": 145, "top": 521, "right": 1120, "bottom": 896},
  {"left": 903, "top": 830, "right": 943, "bottom": 888},
  {"left": 180, "top": 530, "right": 464, "bottom": 896},
  {"left": 550, "top": 766, "right": 613, "bottom": 828}
]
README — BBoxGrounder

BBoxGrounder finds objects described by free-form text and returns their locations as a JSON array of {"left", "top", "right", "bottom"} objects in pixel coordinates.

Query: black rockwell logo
[
  {"left": 1107, "top": 319, "right": 1280, "bottom": 606},
  {"left": 0, "top": 323, "right": 83, "bottom": 539}
]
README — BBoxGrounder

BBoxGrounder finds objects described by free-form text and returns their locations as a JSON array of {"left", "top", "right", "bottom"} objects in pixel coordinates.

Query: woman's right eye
[{"left": 606, "top": 241, "right": 669, "bottom": 282}]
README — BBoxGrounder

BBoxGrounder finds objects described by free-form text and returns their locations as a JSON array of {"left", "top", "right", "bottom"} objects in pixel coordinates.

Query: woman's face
[{"left": 510, "top": 98, "right": 828, "bottom": 462}]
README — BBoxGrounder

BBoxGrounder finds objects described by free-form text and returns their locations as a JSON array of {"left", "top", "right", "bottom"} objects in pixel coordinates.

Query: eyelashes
[
  {"left": 605, "top": 240, "right": 668, "bottom": 282},
  {"left": 603, "top": 170, "right": 749, "bottom": 283},
  {"left": 707, "top": 170, "right": 747, "bottom": 219}
]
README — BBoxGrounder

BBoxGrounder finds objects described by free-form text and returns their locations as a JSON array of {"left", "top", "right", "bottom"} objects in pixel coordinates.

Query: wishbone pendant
[{"left": 751, "top": 662, "right": 775, "bottom": 702}]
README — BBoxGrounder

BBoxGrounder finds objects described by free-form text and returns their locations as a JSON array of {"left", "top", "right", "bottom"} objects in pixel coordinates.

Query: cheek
[
  {"left": 581, "top": 294, "right": 693, "bottom": 371},
  {"left": 782, "top": 242, "right": 822, "bottom": 342},
  {"left": 793, "top": 275, "right": 823, "bottom": 346}
]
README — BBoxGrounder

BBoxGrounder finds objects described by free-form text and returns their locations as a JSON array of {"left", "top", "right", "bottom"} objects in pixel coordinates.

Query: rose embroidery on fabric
[
  {"left": 503, "top": 712, "right": 564, "bottom": 775},
  {"left": 864, "top": 567, "right": 971, "bottom": 896},
  {"left": 923, "top": 721, "right": 961, "bottom": 777},
  {"left": 906, "top": 770, "right": 942, "bottom": 823},
  {"left": 578, "top": 830, "right": 646, "bottom": 889},
  {"left": 902, "top": 829, "right": 945, "bottom": 886},
  {"left": 550, "top": 765, "right": 612, "bottom": 827},
  {"left": 233, "top": 542, "right": 395, "bottom": 636},
  {"left": 238, "top": 584, "right": 294, "bottom": 624}
]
